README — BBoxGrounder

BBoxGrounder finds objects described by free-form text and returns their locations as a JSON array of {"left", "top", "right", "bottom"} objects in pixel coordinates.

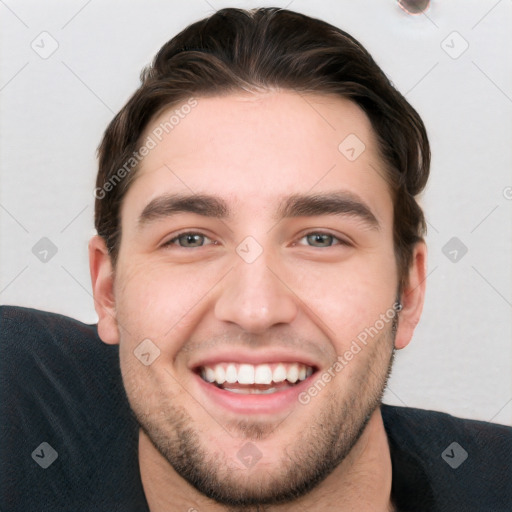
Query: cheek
[
  {"left": 114, "top": 258, "right": 222, "bottom": 343},
  {"left": 284, "top": 249, "right": 398, "bottom": 341}
]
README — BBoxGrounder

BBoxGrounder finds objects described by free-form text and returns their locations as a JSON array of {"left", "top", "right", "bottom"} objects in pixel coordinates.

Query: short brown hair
[{"left": 95, "top": 7, "right": 430, "bottom": 291}]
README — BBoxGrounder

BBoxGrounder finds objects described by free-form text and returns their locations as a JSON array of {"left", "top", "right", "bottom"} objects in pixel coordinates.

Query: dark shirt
[{"left": 1, "top": 306, "right": 511, "bottom": 511}]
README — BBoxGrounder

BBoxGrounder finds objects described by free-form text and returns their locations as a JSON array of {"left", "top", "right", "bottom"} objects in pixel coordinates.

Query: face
[{"left": 91, "top": 90, "right": 424, "bottom": 506}]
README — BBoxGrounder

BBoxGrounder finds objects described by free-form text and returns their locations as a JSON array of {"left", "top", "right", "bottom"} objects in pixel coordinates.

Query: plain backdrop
[{"left": 1, "top": 0, "right": 511, "bottom": 425}]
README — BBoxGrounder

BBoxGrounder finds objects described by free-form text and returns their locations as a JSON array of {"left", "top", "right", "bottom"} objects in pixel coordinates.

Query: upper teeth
[{"left": 201, "top": 363, "right": 313, "bottom": 386}]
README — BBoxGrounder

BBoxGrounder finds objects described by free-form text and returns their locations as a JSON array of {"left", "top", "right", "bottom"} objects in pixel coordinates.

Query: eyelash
[
  {"left": 162, "top": 231, "right": 351, "bottom": 249},
  {"left": 162, "top": 232, "right": 216, "bottom": 249},
  {"left": 296, "top": 232, "right": 350, "bottom": 248}
]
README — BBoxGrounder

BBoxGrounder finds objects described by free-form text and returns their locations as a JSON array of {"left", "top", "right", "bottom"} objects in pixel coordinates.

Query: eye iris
[
  {"left": 307, "top": 234, "right": 333, "bottom": 247},
  {"left": 179, "top": 234, "right": 203, "bottom": 247}
]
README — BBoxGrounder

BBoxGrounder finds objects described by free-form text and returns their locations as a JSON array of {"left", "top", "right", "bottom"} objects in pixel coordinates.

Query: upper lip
[{"left": 189, "top": 349, "right": 321, "bottom": 371}]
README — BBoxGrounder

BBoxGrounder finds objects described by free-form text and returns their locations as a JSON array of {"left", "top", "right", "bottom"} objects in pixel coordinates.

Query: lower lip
[{"left": 193, "top": 373, "right": 316, "bottom": 415}]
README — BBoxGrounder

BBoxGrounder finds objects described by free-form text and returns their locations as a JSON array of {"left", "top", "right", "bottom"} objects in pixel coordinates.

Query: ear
[
  {"left": 88, "top": 235, "right": 120, "bottom": 345},
  {"left": 394, "top": 241, "right": 427, "bottom": 350}
]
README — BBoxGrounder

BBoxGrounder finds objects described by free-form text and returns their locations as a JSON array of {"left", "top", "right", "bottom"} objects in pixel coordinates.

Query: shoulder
[
  {"left": 0, "top": 306, "right": 145, "bottom": 511},
  {"left": 382, "top": 403, "right": 511, "bottom": 450},
  {"left": 382, "top": 404, "right": 512, "bottom": 511},
  {"left": 0, "top": 305, "right": 119, "bottom": 400},
  {"left": 0, "top": 304, "right": 105, "bottom": 354}
]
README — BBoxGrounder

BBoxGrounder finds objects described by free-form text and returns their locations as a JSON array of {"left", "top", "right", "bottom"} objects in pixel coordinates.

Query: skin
[{"left": 89, "top": 90, "right": 426, "bottom": 512}]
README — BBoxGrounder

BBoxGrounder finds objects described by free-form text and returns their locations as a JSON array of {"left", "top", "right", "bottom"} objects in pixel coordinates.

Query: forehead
[{"left": 122, "top": 90, "right": 391, "bottom": 224}]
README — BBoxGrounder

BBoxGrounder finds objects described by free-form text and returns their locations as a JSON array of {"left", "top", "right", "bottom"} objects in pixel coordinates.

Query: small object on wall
[{"left": 398, "top": 0, "right": 431, "bottom": 15}]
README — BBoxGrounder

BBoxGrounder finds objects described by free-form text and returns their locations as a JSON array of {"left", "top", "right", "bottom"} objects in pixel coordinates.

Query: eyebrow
[
  {"left": 277, "top": 192, "right": 380, "bottom": 229},
  {"left": 137, "top": 191, "right": 379, "bottom": 230},
  {"left": 138, "top": 194, "right": 229, "bottom": 226}
]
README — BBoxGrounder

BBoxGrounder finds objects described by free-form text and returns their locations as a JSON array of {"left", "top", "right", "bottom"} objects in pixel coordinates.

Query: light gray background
[{"left": 1, "top": 0, "right": 511, "bottom": 424}]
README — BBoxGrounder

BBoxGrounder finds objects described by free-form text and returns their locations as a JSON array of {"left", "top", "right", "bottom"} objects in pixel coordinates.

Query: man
[{"left": 1, "top": 7, "right": 510, "bottom": 512}]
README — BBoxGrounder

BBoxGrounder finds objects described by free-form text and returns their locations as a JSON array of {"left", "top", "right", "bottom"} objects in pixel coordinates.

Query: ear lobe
[
  {"left": 88, "top": 235, "right": 120, "bottom": 345},
  {"left": 394, "top": 241, "right": 427, "bottom": 350}
]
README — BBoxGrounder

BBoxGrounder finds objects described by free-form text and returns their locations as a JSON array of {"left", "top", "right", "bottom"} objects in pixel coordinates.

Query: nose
[{"left": 214, "top": 251, "right": 298, "bottom": 333}]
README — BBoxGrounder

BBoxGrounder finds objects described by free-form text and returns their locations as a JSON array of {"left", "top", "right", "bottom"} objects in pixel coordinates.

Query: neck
[{"left": 139, "top": 407, "right": 394, "bottom": 512}]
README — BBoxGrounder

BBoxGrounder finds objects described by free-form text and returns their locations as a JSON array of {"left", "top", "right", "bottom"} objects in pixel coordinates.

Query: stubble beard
[{"left": 127, "top": 322, "right": 397, "bottom": 510}]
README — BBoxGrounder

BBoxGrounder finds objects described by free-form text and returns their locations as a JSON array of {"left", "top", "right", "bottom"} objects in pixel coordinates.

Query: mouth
[
  {"left": 196, "top": 362, "right": 315, "bottom": 394},
  {"left": 191, "top": 360, "right": 319, "bottom": 415}
]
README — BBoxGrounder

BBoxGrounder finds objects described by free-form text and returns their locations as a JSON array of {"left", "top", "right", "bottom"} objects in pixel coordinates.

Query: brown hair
[{"left": 95, "top": 7, "right": 429, "bottom": 291}]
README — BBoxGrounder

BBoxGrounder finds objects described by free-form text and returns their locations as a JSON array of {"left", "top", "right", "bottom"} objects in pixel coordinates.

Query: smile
[
  {"left": 190, "top": 351, "right": 321, "bottom": 414},
  {"left": 197, "top": 362, "right": 315, "bottom": 395}
]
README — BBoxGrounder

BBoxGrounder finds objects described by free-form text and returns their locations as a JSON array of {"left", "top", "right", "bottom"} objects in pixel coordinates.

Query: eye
[
  {"left": 298, "top": 232, "right": 347, "bottom": 248},
  {"left": 163, "top": 232, "right": 214, "bottom": 248}
]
